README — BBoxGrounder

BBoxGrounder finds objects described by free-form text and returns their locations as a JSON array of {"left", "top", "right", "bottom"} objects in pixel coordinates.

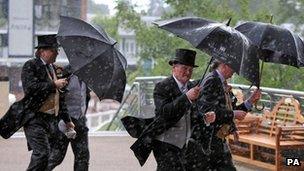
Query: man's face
[
  {"left": 42, "top": 48, "right": 59, "bottom": 63},
  {"left": 172, "top": 63, "right": 194, "bottom": 84},
  {"left": 222, "top": 64, "right": 234, "bottom": 79}
]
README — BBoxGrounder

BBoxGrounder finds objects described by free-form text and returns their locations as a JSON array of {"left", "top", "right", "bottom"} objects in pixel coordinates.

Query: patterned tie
[
  {"left": 181, "top": 84, "right": 187, "bottom": 94},
  {"left": 216, "top": 80, "right": 233, "bottom": 140},
  {"left": 46, "top": 64, "right": 54, "bottom": 80},
  {"left": 224, "top": 80, "right": 233, "bottom": 110}
]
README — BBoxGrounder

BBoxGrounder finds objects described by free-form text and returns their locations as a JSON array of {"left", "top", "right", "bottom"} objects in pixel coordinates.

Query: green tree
[
  {"left": 91, "top": 15, "right": 119, "bottom": 41},
  {"left": 87, "top": 0, "right": 110, "bottom": 15},
  {"left": 115, "top": 0, "right": 304, "bottom": 90}
]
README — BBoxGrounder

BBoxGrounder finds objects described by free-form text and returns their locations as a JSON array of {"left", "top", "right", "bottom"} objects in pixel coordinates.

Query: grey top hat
[
  {"left": 169, "top": 48, "right": 198, "bottom": 67},
  {"left": 35, "top": 34, "right": 60, "bottom": 49}
]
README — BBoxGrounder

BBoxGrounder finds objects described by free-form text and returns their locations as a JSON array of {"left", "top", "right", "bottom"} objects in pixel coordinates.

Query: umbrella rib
[
  {"left": 239, "top": 34, "right": 247, "bottom": 75},
  {"left": 59, "top": 35, "right": 113, "bottom": 45},
  {"left": 290, "top": 33, "right": 302, "bottom": 66},
  {"left": 259, "top": 24, "right": 270, "bottom": 49},
  {"left": 195, "top": 23, "right": 224, "bottom": 47},
  {"left": 67, "top": 46, "right": 114, "bottom": 71}
]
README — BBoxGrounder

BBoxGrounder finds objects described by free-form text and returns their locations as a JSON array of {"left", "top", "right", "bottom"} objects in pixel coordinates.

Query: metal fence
[{"left": 103, "top": 76, "right": 304, "bottom": 131}]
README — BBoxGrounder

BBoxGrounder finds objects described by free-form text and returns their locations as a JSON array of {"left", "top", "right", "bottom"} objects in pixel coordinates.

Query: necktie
[
  {"left": 216, "top": 80, "right": 234, "bottom": 140},
  {"left": 46, "top": 64, "right": 54, "bottom": 79},
  {"left": 224, "top": 80, "right": 233, "bottom": 110},
  {"left": 181, "top": 84, "right": 191, "bottom": 146},
  {"left": 181, "top": 85, "right": 187, "bottom": 94}
]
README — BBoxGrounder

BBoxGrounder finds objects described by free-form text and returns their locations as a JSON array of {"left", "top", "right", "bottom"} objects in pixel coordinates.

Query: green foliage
[
  {"left": 111, "top": 0, "right": 304, "bottom": 90},
  {"left": 91, "top": 15, "right": 119, "bottom": 41},
  {"left": 87, "top": 0, "right": 110, "bottom": 15}
]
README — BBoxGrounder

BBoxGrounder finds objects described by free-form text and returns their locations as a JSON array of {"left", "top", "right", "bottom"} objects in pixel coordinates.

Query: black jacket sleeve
[
  {"left": 21, "top": 60, "right": 56, "bottom": 98},
  {"left": 153, "top": 81, "right": 191, "bottom": 123},
  {"left": 197, "top": 77, "right": 234, "bottom": 125}
]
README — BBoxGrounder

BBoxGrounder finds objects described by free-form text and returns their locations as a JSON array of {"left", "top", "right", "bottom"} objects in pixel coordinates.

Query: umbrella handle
[
  {"left": 254, "top": 102, "right": 265, "bottom": 111},
  {"left": 58, "top": 73, "right": 74, "bottom": 93},
  {"left": 239, "top": 86, "right": 265, "bottom": 111},
  {"left": 254, "top": 87, "right": 265, "bottom": 111}
]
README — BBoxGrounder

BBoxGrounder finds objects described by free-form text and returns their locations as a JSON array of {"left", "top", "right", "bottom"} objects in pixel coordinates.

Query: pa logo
[{"left": 286, "top": 158, "right": 301, "bottom": 166}]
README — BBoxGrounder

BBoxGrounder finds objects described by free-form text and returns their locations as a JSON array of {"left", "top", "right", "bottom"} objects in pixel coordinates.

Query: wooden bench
[{"left": 228, "top": 97, "right": 304, "bottom": 171}]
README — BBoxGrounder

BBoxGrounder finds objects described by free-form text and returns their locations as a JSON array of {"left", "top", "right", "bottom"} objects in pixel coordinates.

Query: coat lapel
[{"left": 168, "top": 76, "right": 183, "bottom": 97}]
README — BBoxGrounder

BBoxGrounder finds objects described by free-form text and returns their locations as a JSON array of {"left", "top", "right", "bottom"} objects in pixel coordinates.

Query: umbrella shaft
[{"left": 198, "top": 57, "right": 214, "bottom": 86}]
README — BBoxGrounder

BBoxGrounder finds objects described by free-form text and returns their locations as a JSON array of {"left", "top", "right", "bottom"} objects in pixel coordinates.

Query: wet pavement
[{"left": 0, "top": 132, "right": 267, "bottom": 171}]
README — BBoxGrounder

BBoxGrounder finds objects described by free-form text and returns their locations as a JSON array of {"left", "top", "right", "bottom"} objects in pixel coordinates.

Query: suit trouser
[
  {"left": 208, "top": 140, "right": 236, "bottom": 171},
  {"left": 152, "top": 140, "right": 188, "bottom": 171},
  {"left": 47, "top": 117, "right": 89, "bottom": 171},
  {"left": 184, "top": 140, "right": 209, "bottom": 171},
  {"left": 24, "top": 112, "right": 57, "bottom": 171}
]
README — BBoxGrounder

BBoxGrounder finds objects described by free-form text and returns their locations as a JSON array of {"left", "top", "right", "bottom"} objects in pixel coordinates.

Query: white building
[{"left": 117, "top": 16, "right": 160, "bottom": 68}]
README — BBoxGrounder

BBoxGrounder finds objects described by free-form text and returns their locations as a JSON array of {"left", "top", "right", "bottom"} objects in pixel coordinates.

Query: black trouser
[
  {"left": 24, "top": 112, "right": 58, "bottom": 171},
  {"left": 152, "top": 140, "right": 187, "bottom": 171},
  {"left": 208, "top": 139, "right": 236, "bottom": 171},
  {"left": 47, "top": 117, "right": 89, "bottom": 171},
  {"left": 184, "top": 140, "right": 209, "bottom": 171}
]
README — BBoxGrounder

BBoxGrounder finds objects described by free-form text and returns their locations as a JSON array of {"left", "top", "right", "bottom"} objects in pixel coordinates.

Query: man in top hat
[
  {"left": 196, "top": 59, "right": 261, "bottom": 170},
  {"left": 123, "top": 48, "right": 216, "bottom": 170},
  {"left": 20, "top": 34, "right": 74, "bottom": 170}
]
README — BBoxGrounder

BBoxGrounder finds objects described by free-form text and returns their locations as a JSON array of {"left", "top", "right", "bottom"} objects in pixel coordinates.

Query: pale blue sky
[{"left": 93, "top": 0, "right": 150, "bottom": 15}]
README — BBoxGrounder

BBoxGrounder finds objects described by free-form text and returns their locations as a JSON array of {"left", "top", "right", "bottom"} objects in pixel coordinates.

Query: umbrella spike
[
  {"left": 226, "top": 18, "right": 232, "bottom": 26},
  {"left": 269, "top": 15, "right": 273, "bottom": 24}
]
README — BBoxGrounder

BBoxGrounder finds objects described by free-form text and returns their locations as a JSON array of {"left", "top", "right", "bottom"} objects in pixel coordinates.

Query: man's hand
[
  {"left": 54, "top": 78, "right": 68, "bottom": 89},
  {"left": 186, "top": 85, "right": 201, "bottom": 101},
  {"left": 66, "top": 121, "right": 75, "bottom": 129},
  {"left": 233, "top": 110, "right": 247, "bottom": 121},
  {"left": 204, "top": 111, "right": 216, "bottom": 124},
  {"left": 248, "top": 89, "right": 262, "bottom": 104}
]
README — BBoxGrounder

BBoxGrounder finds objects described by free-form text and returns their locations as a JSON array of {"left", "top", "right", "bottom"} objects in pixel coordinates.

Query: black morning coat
[
  {"left": 196, "top": 70, "right": 249, "bottom": 153},
  {"left": 121, "top": 76, "right": 205, "bottom": 166},
  {"left": 0, "top": 57, "right": 71, "bottom": 139}
]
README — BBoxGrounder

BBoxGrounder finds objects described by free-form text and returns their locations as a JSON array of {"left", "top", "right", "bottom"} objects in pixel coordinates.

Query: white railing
[
  {"left": 10, "top": 76, "right": 304, "bottom": 133},
  {"left": 104, "top": 76, "right": 304, "bottom": 131},
  {"left": 86, "top": 110, "right": 117, "bottom": 132}
]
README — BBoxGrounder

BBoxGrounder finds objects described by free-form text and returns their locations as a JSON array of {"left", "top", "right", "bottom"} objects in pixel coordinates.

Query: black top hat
[
  {"left": 35, "top": 34, "right": 60, "bottom": 49},
  {"left": 169, "top": 48, "right": 198, "bottom": 67}
]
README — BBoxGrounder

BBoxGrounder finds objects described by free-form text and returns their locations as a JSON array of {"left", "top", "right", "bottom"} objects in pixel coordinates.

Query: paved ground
[{"left": 0, "top": 133, "right": 267, "bottom": 171}]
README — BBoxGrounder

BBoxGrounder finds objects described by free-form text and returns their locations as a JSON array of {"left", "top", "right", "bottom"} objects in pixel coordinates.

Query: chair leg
[{"left": 275, "top": 149, "right": 281, "bottom": 171}]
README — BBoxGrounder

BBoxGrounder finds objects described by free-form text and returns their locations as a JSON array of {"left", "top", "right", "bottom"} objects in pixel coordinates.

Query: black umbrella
[
  {"left": 57, "top": 16, "right": 127, "bottom": 102},
  {"left": 154, "top": 17, "right": 260, "bottom": 86},
  {"left": 235, "top": 21, "right": 304, "bottom": 68},
  {"left": 235, "top": 20, "right": 304, "bottom": 89}
]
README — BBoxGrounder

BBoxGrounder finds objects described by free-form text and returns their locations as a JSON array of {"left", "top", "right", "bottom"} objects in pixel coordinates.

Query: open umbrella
[
  {"left": 154, "top": 17, "right": 260, "bottom": 86},
  {"left": 235, "top": 19, "right": 304, "bottom": 88},
  {"left": 235, "top": 21, "right": 304, "bottom": 68},
  {"left": 57, "top": 16, "right": 127, "bottom": 102}
]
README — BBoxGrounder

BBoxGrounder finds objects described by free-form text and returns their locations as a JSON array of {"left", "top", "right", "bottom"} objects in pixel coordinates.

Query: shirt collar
[
  {"left": 40, "top": 58, "right": 53, "bottom": 67},
  {"left": 40, "top": 57, "right": 47, "bottom": 65},
  {"left": 172, "top": 74, "right": 187, "bottom": 90},
  {"left": 216, "top": 69, "right": 225, "bottom": 84}
]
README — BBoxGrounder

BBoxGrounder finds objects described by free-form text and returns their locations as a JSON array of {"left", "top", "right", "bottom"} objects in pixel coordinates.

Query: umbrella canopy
[
  {"left": 57, "top": 16, "right": 127, "bottom": 102},
  {"left": 235, "top": 21, "right": 304, "bottom": 67},
  {"left": 154, "top": 17, "right": 260, "bottom": 86}
]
